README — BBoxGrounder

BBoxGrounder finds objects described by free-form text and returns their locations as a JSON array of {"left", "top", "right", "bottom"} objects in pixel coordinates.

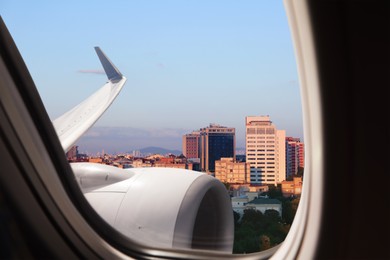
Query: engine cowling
[{"left": 71, "top": 163, "right": 234, "bottom": 253}]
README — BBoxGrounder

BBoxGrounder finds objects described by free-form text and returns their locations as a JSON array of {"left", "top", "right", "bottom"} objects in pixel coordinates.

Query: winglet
[
  {"left": 53, "top": 47, "right": 126, "bottom": 152},
  {"left": 94, "top": 46, "right": 123, "bottom": 83}
]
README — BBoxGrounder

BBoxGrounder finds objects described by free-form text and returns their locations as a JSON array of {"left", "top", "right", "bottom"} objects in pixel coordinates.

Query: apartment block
[
  {"left": 182, "top": 131, "right": 200, "bottom": 159},
  {"left": 285, "top": 137, "right": 305, "bottom": 178},
  {"left": 281, "top": 176, "right": 303, "bottom": 197},
  {"left": 215, "top": 157, "right": 250, "bottom": 184}
]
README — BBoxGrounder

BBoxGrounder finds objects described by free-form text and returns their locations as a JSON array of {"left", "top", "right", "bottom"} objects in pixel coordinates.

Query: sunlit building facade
[
  {"left": 215, "top": 157, "right": 250, "bottom": 184},
  {"left": 281, "top": 176, "right": 303, "bottom": 197},
  {"left": 182, "top": 131, "right": 200, "bottom": 159},
  {"left": 245, "top": 116, "right": 286, "bottom": 185},
  {"left": 285, "top": 137, "right": 305, "bottom": 178}
]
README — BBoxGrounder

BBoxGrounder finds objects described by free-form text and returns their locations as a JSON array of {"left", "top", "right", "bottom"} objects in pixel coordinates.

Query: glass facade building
[{"left": 199, "top": 124, "right": 235, "bottom": 173}]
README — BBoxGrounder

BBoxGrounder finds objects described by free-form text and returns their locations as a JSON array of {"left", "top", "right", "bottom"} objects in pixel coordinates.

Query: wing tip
[{"left": 94, "top": 46, "right": 123, "bottom": 83}]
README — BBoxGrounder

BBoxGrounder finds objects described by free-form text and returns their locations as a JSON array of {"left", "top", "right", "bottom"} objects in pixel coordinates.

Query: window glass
[{"left": 2, "top": 0, "right": 303, "bottom": 255}]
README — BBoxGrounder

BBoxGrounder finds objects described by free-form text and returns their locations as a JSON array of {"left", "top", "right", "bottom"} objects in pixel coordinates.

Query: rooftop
[{"left": 247, "top": 198, "right": 281, "bottom": 205}]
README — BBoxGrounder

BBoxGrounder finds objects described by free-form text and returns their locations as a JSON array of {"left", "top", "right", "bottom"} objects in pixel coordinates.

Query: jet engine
[
  {"left": 51, "top": 47, "right": 234, "bottom": 252},
  {"left": 72, "top": 163, "right": 234, "bottom": 253}
]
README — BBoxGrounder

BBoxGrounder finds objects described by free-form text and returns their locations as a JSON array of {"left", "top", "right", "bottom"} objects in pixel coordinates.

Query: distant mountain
[{"left": 138, "top": 146, "right": 182, "bottom": 156}]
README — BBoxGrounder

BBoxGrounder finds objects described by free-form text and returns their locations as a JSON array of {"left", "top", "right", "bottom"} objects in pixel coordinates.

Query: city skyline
[
  {"left": 1, "top": 1, "right": 303, "bottom": 153},
  {"left": 75, "top": 118, "right": 303, "bottom": 155}
]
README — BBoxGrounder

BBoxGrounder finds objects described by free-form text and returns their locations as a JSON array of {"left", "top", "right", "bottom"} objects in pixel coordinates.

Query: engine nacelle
[{"left": 71, "top": 163, "right": 234, "bottom": 253}]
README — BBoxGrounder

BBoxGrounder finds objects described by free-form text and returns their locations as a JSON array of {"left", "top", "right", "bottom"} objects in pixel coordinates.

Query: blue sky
[{"left": 1, "top": 1, "right": 303, "bottom": 154}]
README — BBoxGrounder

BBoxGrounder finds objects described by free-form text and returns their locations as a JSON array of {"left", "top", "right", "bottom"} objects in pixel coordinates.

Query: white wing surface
[
  {"left": 51, "top": 46, "right": 234, "bottom": 253},
  {"left": 52, "top": 47, "right": 126, "bottom": 152}
]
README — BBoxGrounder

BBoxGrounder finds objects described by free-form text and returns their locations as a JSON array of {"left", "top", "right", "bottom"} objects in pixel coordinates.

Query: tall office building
[
  {"left": 199, "top": 124, "right": 235, "bottom": 173},
  {"left": 285, "top": 137, "right": 305, "bottom": 178},
  {"left": 245, "top": 116, "right": 286, "bottom": 185},
  {"left": 182, "top": 131, "right": 200, "bottom": 159}
]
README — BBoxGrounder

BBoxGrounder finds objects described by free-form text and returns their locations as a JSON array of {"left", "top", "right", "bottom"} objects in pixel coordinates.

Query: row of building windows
[
  {"left": 248, "top": 166, "right": 276, "bottom": 171},
  {"left": 246, "top": 128, "right": 276, "bottom": 134},
  {"left": 247, "top": 153, "right": 276, "bottom": 156},
  {"left": 246, "top": 145, "right": 276, "bottom": 148},
  {"left": 247, "top": 149, "right": 275, "bottom": 152},
  {"left": 246, "top": 142, "right": 276, "bottom": 146},
  {"left": 250, "top": 178, "right": 276, "bottom": 182},
  {"left": 250, "top": 172, "right": 276, "bottom": 176},
  {"left": 247, "top": 158, "right": 275, "bottom": 161},
  {"left": 247, "top": 136, "right": 275, "bottom": 139},
  {"left": 247, "top": 162, "right": 276, "bottom": 166}
]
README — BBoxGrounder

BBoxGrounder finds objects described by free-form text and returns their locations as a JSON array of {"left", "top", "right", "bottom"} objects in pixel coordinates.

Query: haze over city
[{"left": 1, "top": 1, "right": 303, "bottom": 154}]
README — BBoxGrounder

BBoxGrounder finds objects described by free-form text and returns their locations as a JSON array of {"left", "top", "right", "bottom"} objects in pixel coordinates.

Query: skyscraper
[
  {"left": 199, "top": 124, "right": 235, "bottom": 173},
  {"left": 285, "top": 137, "right": 305, "bottom": 178},
  {"left": 245, "top": 116, "right": 286, "bottom": 186}
]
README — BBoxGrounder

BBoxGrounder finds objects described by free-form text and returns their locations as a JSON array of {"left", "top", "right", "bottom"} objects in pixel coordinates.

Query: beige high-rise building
[
  {"left": 245, "top": 115, "right": 286, "bottom": 185},
  {"left": 215, "top": 158, "right": 250, "bottom": 184}
]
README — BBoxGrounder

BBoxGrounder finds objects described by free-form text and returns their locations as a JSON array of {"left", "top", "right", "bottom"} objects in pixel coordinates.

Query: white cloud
[{"left": 77, "top": 69, "right": 105, "bottom": 75}]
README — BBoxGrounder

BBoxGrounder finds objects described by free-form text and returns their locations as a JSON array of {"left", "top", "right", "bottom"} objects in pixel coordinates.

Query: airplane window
[{"left": 2, "top": 0, "right": 304, "bottom": 257}]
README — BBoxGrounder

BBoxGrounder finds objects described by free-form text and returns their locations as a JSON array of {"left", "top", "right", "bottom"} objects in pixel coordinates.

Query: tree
[
  {"left": 297, "top": 166, "right": 304, "bottom": 177},
  {"left": 233, "top": 225, "right": 260, "bottom": 254},
  {"left": 291, "top": 198, "right": 300, "bottom": 213},
  {"left": 233, "top": 207, "right": 293, "bottom": 254},
  {"left": 240, "top": 208, "right": 264, "bottom": 231},
  {"left": 222, "top": 182, "right": 231, "bottom": 191},
  {"left": 267, "top": 185, "right": 283, "bottom": 199},
  {"left": 233, "top": 210, "right": 240, "bottom": 227},
  {"left": 259, "top": 235, "right": 271, "bottom": 251},
  {"left": 282, "top": 200, "right": 294, "bottom": 224},
  {"left": 264, "top": 209, "right": 281, "bottom": 222}
]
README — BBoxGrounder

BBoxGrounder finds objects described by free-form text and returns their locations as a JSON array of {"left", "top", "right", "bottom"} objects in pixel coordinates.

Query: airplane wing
[
  {"left": 49, "top": 46, "right": 234, "bottom": 253},
  {"left": 52, "top": 47, "right": 127, "bottom": 152}
]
